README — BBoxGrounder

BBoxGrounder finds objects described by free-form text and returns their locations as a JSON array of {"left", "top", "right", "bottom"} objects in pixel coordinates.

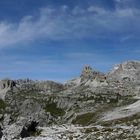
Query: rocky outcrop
[
  {"left": 0, "top": 79, "right": 16, "bottom": 90},
  {"left": 107, "top": 61, "right": 140, "bottom": 82},
  {"left": 66, "top": 65, "right": 107, "bottom": 88},
  {"left": 36, "top": 81, "right": 64, "bottom": 93},
  {"left": 20, "top": 121, "right": 39, "bottom": 138},
  {"left": 0, "top": 79, "right": 16, "bottom": 100},
  {"left": 16, "top": 80, "right": 64, "bottom": 95},
  {"left": 81, "top": 65, "right": 106, "bottom": 82}
]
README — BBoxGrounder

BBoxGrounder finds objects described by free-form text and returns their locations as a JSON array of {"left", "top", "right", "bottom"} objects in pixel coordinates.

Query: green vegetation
[
  {"left": 0, "top": 99, "right": 6, "bottom": 114},
  {"left": 72, "top": 112, "right": 95, "bottom": 126},
  {"left": 31, "top": 129, "right": 42, "bottom": 137},
  {"left": 45, "top": 102, "right": 65, "bottom": 117},
  {"left": 0, "top": 99, "right": 6, "bottom": 109},
  {"left": 84, "top": 128, "right": 93, "bottom": 133},
  {"left": 101, "top": 113, "right": 140, "bottom": 127}
]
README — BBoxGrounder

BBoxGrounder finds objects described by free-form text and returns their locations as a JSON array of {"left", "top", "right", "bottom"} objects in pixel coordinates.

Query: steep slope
[
  {"left": 65, "top": 65, "right": 107, "bottom": 88},
  {"left": 107, "top": 61, "right": 140, "bottom": 82},
  {"left": 101, "top": 98, "right": 140, "bottom": 121}
]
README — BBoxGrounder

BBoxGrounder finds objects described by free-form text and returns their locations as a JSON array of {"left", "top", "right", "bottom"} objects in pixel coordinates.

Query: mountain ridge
[{"left": 0, "top": 60, "right": 139, "bottom": 139}]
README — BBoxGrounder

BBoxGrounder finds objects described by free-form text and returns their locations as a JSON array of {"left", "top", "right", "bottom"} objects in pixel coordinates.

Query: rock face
[
  {"left": 81, "top": 65, "right": 94, "bottom": 79},
  {"left": 0, "top": 79, "right": 16, "bottom": 90},
  {"left": 66, "top": 65, "right": 107, "bottom": 88},
  {"left": 107, "top": 61, "right": 140, "bottom": 82},
  {"left": 0, "top": 60, "right": 140, "bottom": 139},
  {"left": 0, "top": 79, "right": 16, "bottom": 100},
  {"left": 81, "top": 65, "right": 106, "bottom": 82}
]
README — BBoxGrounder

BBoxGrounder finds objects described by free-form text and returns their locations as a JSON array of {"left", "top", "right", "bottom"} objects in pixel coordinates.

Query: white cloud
[
  {"left": 87, "top": 6, "right": 108, "bottom": 14},
  {"left": 72, "top": 6, "right": 86, "bottom": 15},
  {"left": 0, "top": 5, "right": 140, "bottom": 47}
]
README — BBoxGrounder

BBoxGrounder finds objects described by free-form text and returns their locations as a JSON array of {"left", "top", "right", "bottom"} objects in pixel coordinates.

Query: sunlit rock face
[
  {"left": 0, "top": 79, "right": 16, "bottom": 100},
  {"left": 65, "top": 65, "right": 107, "bottom": 88},
  {"left": 107, "top": 61, "right": 140, "bottom": 82},
  {"left": 81, "top": 65, "right": 94, "bottom": 79},
  {"left": 80, "top": 65, "right": 106, "bottom": 82}
]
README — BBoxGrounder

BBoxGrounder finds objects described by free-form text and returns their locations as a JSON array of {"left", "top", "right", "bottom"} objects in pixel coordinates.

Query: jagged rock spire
[
  {"left": 81, "top": 65, "right": 94, "bottom": 79},
  {"left": 80, "top": 65, "right": 106, "bottom": 82}
]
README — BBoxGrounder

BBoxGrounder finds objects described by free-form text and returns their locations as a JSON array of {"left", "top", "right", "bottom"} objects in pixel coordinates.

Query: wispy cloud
[{"left": 0, "top": 3, "right": 140, "bottom": 47}]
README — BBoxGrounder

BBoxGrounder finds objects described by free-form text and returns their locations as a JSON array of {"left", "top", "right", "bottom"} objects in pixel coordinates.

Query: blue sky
[{"left": 0, "top": 0, "right": 140, "bottom": 82}]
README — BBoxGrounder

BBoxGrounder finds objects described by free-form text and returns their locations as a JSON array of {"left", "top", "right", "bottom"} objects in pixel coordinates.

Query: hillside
[{"left": 0, "top": 61, "right": 140, "bottom": 139}]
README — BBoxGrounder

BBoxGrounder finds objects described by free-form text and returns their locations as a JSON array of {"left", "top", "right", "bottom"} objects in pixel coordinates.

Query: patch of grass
[
  {"left": 0, "top": 99, "right": 6, "bottom": 114},
  {"left": 101, "top": 112, "right": 140, "bottom": 126},
  {"left": 72, "top": 101, "right": 122, "bottom": 126},
  {"left": 84, "top": 128, "right": 93, "bottom": 133},
  {"left": 45, "top": 102, "right": 65, "bottom": 117},
  {"left": 115, "top": 113, "right": 140, "bottom": 125},
  {"left": 31, "top": 129, "right": 42, "bottom": 137},
  {"left": 72, "top": 112, "right": 95, "bottom": 126},
  {"left": 69, "top": 135, "right": 73, "bottom": 140},
  {"left": 0, "top": 99, "right": 6, "bottom": 109}
]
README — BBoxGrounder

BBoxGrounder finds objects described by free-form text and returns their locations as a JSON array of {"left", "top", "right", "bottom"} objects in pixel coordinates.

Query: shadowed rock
[{"left": 20, "top": 121, "right": 38, "bottom": 138}]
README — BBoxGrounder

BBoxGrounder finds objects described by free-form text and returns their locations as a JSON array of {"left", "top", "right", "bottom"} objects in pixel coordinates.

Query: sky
[{"left": 0, "top": 0, "right": 140, "bottom": 82}]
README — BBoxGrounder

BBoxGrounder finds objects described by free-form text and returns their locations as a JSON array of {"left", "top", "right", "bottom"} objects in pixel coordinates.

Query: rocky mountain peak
[
  {"left": 81, "top": 65, "right": 94, "bottom": 79},
  {"left": 123, "top": 61, "right": 140, "bottom": 69},
  {"left": 66, "top": 65, "right": 107, "bottom": 88},
  {"left": 80, "top": 65, "right": 106, "bottom": 82},
  {"left": 107, "top": 60, "right": 140, "bottom": 82}
]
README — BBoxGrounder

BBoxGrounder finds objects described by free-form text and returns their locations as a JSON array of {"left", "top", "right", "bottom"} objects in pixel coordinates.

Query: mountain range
[{"left": 0, "top": 60, "right": 140, "bottom": 140}]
